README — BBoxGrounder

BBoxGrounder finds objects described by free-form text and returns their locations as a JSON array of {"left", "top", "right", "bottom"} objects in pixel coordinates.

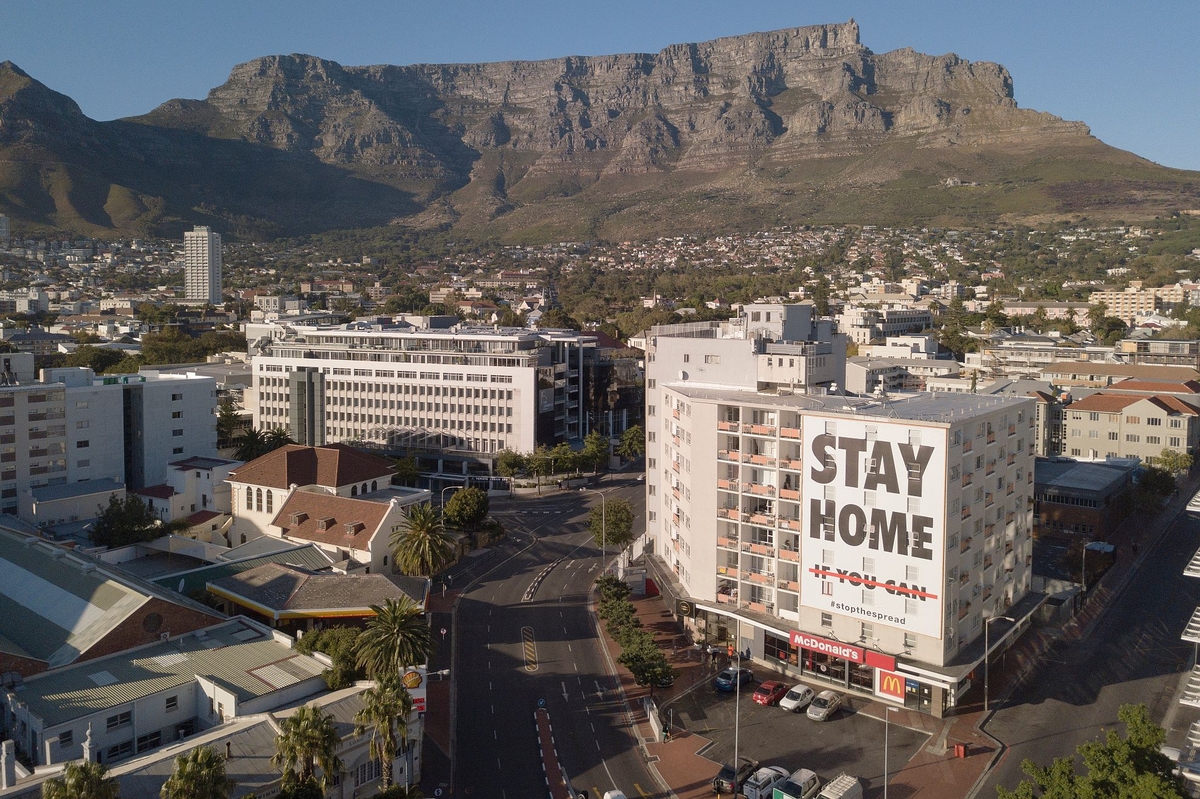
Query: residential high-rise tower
[{"left": 184, "top": 225, "right": 222, "bottom": 305}]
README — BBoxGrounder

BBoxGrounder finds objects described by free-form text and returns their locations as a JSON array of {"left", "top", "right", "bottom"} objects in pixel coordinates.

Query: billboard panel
[{"left": 800, "top": 416, "right": 946, "bottom": 638}]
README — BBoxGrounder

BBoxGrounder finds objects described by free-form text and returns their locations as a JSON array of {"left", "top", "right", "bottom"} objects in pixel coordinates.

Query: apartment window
[
  {"left": 1088, "top": 413, "right": 1099, "bottom": 421},
  {"left": 75, "top": 401, "right": 88, "bottom": 409},
  {"left": 106, "top": 741, "right": 133, "bottom": 761},
  {"left": 266, "top": 490, "right": 273, "bottom": 514},
  {"left": 76, "top": 459, "right": 89, "bottom": 468},
  {"left": 704, "top": 355, "right": 721, "bottom": 364},
  {"left": 256, "top": 488, "right": 263, "bottom": 512},
  {"left": 861, "top": 622, "right": 874, "bottom": 640},
  {"left": 166, "top": 696, "right": 178, "bottom": 712},
  {"left": 820, "top": 612, "right": 833, "bottom": 628},
  {"left": 903, "top": 633, "right": 918, "bottom": 649},
  {"left": 1170, "top": 419, "right": 1183, "bottom": 429},
  {"left": 173, "top": 447, "right": 184, "bottom": 454},
  {"left": 1088, "top": 430, "right": 1098, "bottom": 439},
  {"left": 171, "top": 393, "right": 182, "bottom": 401},
  {"left": 136, "top": 731, "right": 162, "bottom": 753},
  {"left": 1147, "top": 417, "right": 1162, "bottom": 426},
  {"left": 59, "top": 731, "right": 73, "bottom": 748},
  {"left": 172, "top": 411, "right": 182, "bottom": 419},
  {"left": 1108, "top": 431, "right": 1118, "bottom": 441},
  {"left": 861, "top": 590, "right": 874, "bottom": 606},
  {"left": 1147, "top": 436, "right": 1160, "bottom": 445},
  {"left": 1171, "top": 437, "right": 1182, "bottom": 447},
  {"left": 246, "top": 489, "right": 253, "bottom": 510},
  {"left": 106, "top": 711, "right": 132, "bottom": 731},
  {"left": 76, "top": 440, "right": 89, "bottom": 448},
  {"left": 75, "top": 420, "right": 89, "bottom": 429},
  {"left": 1126, "top": 434, "right": 1140, "bottom": 443},
  {"left": 1125, "top": 416, "right": 1140, "bottom": 424},
  {"left": 683, "top": 354, "right": 690, "bottom": 363},
  {"left": 172, "top": 429, "right": 183, "bottom": 437}
]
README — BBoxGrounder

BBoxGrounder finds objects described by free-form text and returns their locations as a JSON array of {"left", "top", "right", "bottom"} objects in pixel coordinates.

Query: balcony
[
  {"left": 717, "top": 536, "right": 739, "bottom": 549},
  {"left": 672, "top": 461, "right": 680, "bottom": 474},
  {"left": 717, "top": 449, "right": 741, "bottom": 462},
  {"left": 717, "top": 566, "right": 739, "bottom": 579},
  {"left": 717, "top": 420, "right": 740, "bottom": 432},
  {"left": 1007, "top": 454, "right": 1017, "bottom": 466},
  {"left": 985, "top": 461, "right": 996, "bottom": 476},
  {"left": 779, "top": 518, "right": 803, "bottom": 532},
  {"left": 747, "top": 483, "right": 776, "bottom": 497},
  {"left": 961, "top": 506, "right": 971, "bottom": 520},
  {"left": 963, "top": 439, "right": 973, "bottom": 453},
  {"left": 985, "top": 493, "right": 994, "bottom": 507},
  {"left": 960, "top": 536, "right": 972, "bottom": 554},
  {"left": 717, "top": 508, "right": 744, "bottom": 521},
  {"left": 748, "top": 512, "right": 775, "bottom": 526},
  {"left": 781, "top": 580, "right": 800, "bottom": 592},
  {"left": 748, "top": 454, "right": 776, "bottom": 467},
  {"left": 717, "top": 479, "right": 740, "bottom": 491},
  {"left": 671, "top": 435, "right": 681, "bottom": 448},
  {"left": 958, "top": 605, "right": 970, "bottom": 621},
  {"left": 962, "top": 472, "right": 973, "bottom": 486},
  {"left": 745, "top": 601, "right": 772, "bottom": 614},
  {"left": 717, "top": 592, "right": 737, "bottom": 604},
  {"left": 672, "top": 408, "right": 681, "bottom": 419},
  {"left": 1008, "top": 425, "right": 1017, "bottom": 436},
  {"left": 780, "top": 427, "right": 801, "bottom": 440},
  {"left": 780, "top": 458, "right": 803, "bottom": 471},
  {"left": 748, "top": 571, "right": 774, "bottom": 585},
  {"left": 984, "top": 524, "right": 996, "bottom": 538},
  {"left": 987, "top": 432, "right": 996, "bottom": 444},
  {"left": 780, "top": 488, "right": 800, "bottom": 501},
  {"left": 779, "top": 548, "right": 800, "bottom": 562},
  {"left": 746, "top": 542, "right": 775, "bottom": 557},
  {"left": 671, "top": 487, "right": 681, "bottom": 500},
  {"left": 744, "top": 423, "right": 777, "bottom": 436}
]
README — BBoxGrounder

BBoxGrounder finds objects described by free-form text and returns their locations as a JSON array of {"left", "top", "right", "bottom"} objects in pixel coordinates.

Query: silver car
[{"left": 806, "top": 690, "right": 844, "bottom": 721}]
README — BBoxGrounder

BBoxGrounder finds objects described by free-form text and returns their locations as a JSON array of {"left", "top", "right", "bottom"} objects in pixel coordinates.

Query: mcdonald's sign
[{"left": 876, "top": 669, "right": 905, "bottom": 700}]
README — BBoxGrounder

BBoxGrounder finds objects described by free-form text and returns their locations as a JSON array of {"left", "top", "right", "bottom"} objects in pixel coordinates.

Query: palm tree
[
  {"left": 264, "top": 427, "right": 295, "bottom": 452},
  {"left": 353, "top": 674, "right": 415, "bottom": 789},
  {"left": 42, "top": 760, "right": 119, "bottom": 799},
  {"left": 271, "top": 705, "right": 342, "bottom": 789},
  {"left": 389, "top": 502, "right": 455, "bottom": 577},
  {"left": 161, "top": 745, "right": 234, "bottom": 799},
  {"left": 233, "top": 428, "right": 267, "bottom": 462},
  {"left": 356, "top": 596, "right": 434, "bottom": 679}
]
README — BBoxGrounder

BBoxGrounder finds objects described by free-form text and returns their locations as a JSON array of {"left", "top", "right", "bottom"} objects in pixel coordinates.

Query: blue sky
[{"left": 2, "top": 1, "right": 1197, "bottom": 170}]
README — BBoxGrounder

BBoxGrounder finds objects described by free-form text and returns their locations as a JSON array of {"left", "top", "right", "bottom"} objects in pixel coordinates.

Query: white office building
[
  {"left": 183, "top": 225, "right": 222, "bottom": 305},
  {"left": 248, "top": 319, "right": 593, "bottom": 462},
  {"left": 644, "top": 337, "right": 1038, "bottom": 716}
]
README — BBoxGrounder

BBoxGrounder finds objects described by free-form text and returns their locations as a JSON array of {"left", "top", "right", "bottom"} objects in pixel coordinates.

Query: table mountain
[{"left": 1, "top": 21, "right": 1196, "bottom": 239}]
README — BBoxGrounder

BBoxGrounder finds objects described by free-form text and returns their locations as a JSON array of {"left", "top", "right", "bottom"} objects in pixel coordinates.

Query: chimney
[{"left": 1, "top": 740, "right": 15, "bottom": 790}]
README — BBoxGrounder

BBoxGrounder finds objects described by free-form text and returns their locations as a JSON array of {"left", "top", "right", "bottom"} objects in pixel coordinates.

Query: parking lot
[{"left": 663, "top": 661, "right": 929, "bottom": 794}]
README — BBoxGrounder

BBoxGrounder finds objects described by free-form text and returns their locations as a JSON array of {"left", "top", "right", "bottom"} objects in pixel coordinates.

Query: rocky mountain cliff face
[{"left": 0, "top": 22, "right": 1195, "bottom": 239}]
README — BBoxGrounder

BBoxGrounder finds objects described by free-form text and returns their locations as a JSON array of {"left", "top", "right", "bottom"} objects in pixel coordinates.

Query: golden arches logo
[{"left": 879, "top": 673, "right": 904, "bottom": 698}]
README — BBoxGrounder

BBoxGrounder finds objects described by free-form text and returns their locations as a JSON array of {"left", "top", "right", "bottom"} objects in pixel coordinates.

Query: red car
[{"left": 752, "top": 680, "right": 788, "bottom": 706}]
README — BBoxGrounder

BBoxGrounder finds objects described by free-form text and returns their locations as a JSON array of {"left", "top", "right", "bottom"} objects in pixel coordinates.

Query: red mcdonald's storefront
[{"left": 783, "top": 630, "right": 898, "bottom": 695}]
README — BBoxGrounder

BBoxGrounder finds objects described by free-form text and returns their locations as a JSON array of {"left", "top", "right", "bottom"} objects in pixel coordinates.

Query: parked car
[
  {"left": 806, "top": 690, "right": 844, "bottom": 721},
  {"left": 714, "top": 667, "right": 754, "bottom": 692},
  {"left": 816, "top": 773, "right": 863, "bottom": 799},
  {"left": 603, "top": 792, "right": 629, "bottom": 799},
  {"left": 778, "top": 684, "right": 815, "bottom": 713},
  {"left": 740, "top": 765, "right": 789, "bottom": 799},
  {"left": 773, "top": 768, "right": 821, "bottom": 799},
  {"left": 712, "top": 757, "right": 759, "bottom": 794},
  {"left": 752, "top": 680, "right": 788, "bottom": 706}
]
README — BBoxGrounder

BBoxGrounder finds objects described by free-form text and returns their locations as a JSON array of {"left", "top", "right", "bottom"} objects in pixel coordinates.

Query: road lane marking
[
  {"left": 568, "top": 643, "right": 572, "bottom": 652},
  {"left": 574, "top": 663, "right": 578, "bottom": 672},
  {"left": 635, "top": 783, "right": 651, "bottom": 798},
  {"left": 494, "top": 730, "right": 498, "bottom": 739},
  {"left": 562, "top": 681, "right": 570, "bottom": 702},
  {"left": 522, "top": 626, "right": 539, "bottom": 672}
]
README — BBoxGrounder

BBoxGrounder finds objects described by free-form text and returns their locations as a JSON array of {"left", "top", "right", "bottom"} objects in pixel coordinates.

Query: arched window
[
  {"left": 351, "top": 486, "right": 358, "bottom": 497},
  {"left": 372, "top": 481, "right": 378, "bottom": 492},
  {"left": 256, "top": 488, "right": 263, "bottom": 512},
  {"left": 362, "top": 483, "right": 368, "bottom": 495},
  {"left": 245, "top": 488, "right": 252, "bottom": 511},
  {"left": 266, "top": 490, "right": 273, "bottom": 514}
]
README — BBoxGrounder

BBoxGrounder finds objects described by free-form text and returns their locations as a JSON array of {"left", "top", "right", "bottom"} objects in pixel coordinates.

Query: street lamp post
[
  {"left": 984, "top": 615, "right": 1015, "bottom": 714},
  {"left": 884, "top": 706, "right": 899, "bottom": 799},
  {"left": 440, "top": 484, "right": 466, "bottom": 525},
  {"left": 579, "top": 487, "right": 606, "bottom": 564}
]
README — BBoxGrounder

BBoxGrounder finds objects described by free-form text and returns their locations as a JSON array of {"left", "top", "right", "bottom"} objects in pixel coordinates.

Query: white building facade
[{"left": 183, "top": 225, "right": 222, "bottom": 305}]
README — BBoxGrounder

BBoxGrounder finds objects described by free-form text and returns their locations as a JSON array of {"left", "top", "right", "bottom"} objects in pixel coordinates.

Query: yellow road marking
[{"left": 635, "top": 783, "right": 651, "bottom": 798}]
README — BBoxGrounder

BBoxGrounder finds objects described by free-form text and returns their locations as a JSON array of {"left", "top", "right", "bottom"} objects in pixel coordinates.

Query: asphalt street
[
  {"left": 981, "top": 510, "right": 1200, "bottom": 795},
  {"left": 452, "top": 479, "right": 661, "bottom": 799}
]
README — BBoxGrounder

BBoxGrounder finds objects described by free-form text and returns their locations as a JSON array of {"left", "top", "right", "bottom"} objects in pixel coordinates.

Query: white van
[
  {"left": 741, "top": 766, "right": 789, "bottom": 799},
  {"left": 772, "top": 768, "right": 820, "bottom": 799},
  {"left": 816, "top": 773, "right": 863, "bottom": 799}
]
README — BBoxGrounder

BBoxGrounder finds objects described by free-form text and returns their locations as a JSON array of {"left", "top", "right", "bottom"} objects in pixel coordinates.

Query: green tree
[
  {"left": 353, "top": 674, "right": 414, "bottom": 790},
  {"left": 356, "top": 596, "right": 435, "bottom": 679},
  {"left": 550, "top": 441, "right": 577, "bottom": 475},
  {"left": 216, "top": 399, "right": 242, "bottom": 448},
  {"left": 272, "top": 705, "right": 342, "bottom": 789},
  {"left": 91, "top": 494, "right": 187, "bottom": 548},
  {"left": 494, "top": 450, "right": 527, "bottom": 479},
  {"left": 264, "top": 428, "right": 295, "bottom": 452},
  {"left": 581, "top": 430, "right": 609, "bottom": 473},
  {"left": 234, "top": 429, "right": 268, "bottom": 462},
  {"left": 390, "top": 502, "right": 456, "bottom": 577},
  {"left": 538, "top": 308, "right": 581, "bottom": 329},
  {"left": 64, "top": 345, "right": 125, "bottom": 374},
  {"left": 295, "top": 626, "right": 365, "bottom": 690},
  {"left": 276, "top": 780, "right": 323, "bottom": 799},
  {"left": 996, "top": 704, "right": 1183, "bottom": 799},
  {"left": 160, "top": 745, "right": 234, "bottom": 799},
  {"left": 443, "top": 487, "right": 489, "bottom": 531},
  {"left": 528, "top": 445, "right": 553, "bottom": 492},
  {"left": 617, "top": 425, "right": 645, "bottom": 460},
  {"left": 618, "top": 631, "right": 673, "bottom": 697},
  {"left": 589, "top": 497, "right": 635, "bottom": 552},
  {"left": 391, "top": 456, "right": 420, "bottom": 486},
  {"left": 1158, "top": 447, "right": 1194, "bottom": 477},
  {"left": 43, "top": 760, "right": 120, "bottom": 799},
  {"left": 1088, "top": 300, "right": 1109, "bottom": 331}
]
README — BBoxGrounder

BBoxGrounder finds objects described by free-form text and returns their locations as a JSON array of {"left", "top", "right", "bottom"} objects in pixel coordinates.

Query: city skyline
[{"left": 1, "top": 1, "right": 1198, "bottom": 172}]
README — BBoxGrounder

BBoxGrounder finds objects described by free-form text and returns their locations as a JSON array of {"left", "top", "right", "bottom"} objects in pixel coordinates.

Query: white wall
[{"left": 138, "top": 373, "right": 218, "bottom": 487}]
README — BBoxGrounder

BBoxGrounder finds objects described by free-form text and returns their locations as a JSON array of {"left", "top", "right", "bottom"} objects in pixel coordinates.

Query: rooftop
[
  {"left": 152, "top": 542, "right": 335, "bottom": 596},
  {"left": 270, "top": 492, "right": 392, "bottom": 551},
  {"left": 228, "top": 443, "right": 394, "bottom": 490},
  {"left": 170, "top": 456, "right": 240, "bottom": 471},
  {"left": 30, "top": 478, "right": 124, "bottom": 504},
  {"left": 1035, "top": 458, "right": 1140, "bottom": 493},
  {"left": 11, "top": 619, "right": 324, "bottom": 727},
  {"left": 207, "top": 563, "right": 428, "bottom": 618},
  {"left": 1067, "top": 392, "right": 1200, "bottom": 415},
  {"left": 665, "top": 385, "right": 1032, "bottom": 423},
  {"left": 1041, "top": 363, "right": 1200, "bottom": 380}
]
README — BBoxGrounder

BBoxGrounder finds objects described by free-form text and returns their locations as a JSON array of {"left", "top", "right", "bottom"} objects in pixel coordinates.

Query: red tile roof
[
  {"left": 270, "top": 491, "right": 391, "bottom": 551},
  {"left": 185, "top": 510, "right": 223, "bottom": 526},
  {"left": 229, "top": 444, "right": 394, "bottom": 490},
  {"left": 1067, "top": 392, "right": 1200, "bottom": 415},
  {"left": 133, "top": 484, "right": 176, "bottom": 500},
  {"left": 1110, "top": 379, "right": 1200, "bottom": 394}
]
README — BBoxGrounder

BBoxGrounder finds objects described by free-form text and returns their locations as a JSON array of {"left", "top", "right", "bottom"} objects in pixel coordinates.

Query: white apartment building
[
  {"left": 183, "top": 225, "right": 222, "bottom": 305},
  {"left": 39, "top": 368, "right": 125, "bottom": 486},
  {"left": 249, "top": 320, "right": 592, "bottom": 460},
  {"left": 125, "top": 370, "right": 219, "bottom": 489},
  {"left": 645, "top": 373, "right": 1035, "bottom": 716},
  {"left": 837, "top": 305, "right": 933, "bottom": 345},
  {"left": 0, "top": 384, "right": 68, "bottom": 517}
]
